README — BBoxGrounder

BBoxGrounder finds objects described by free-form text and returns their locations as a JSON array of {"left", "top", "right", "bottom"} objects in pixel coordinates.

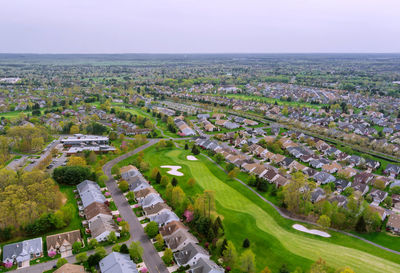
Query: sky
[{"left": 1, "top": 0, "right": 399, "bottom": 54}]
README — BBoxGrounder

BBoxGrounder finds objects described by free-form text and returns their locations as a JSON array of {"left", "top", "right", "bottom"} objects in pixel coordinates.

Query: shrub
[
  {"left": 53, "top": 166, "right": 94, "bottom": 185},
  {"left": 144, "top": 221, "right": 159, "bottom": 238},
  {"left": 56, "top": 258, "right": 68, "bottom": 268}
]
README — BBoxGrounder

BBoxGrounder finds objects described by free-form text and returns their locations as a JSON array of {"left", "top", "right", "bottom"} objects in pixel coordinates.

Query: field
[{"left": 134, "top": 146, "right": 400, "bottom": 272}]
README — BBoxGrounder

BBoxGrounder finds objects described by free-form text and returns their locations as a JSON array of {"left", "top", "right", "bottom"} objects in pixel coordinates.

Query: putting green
[{"left": 164, "top": 149, "right": 400, "bottom": 273}]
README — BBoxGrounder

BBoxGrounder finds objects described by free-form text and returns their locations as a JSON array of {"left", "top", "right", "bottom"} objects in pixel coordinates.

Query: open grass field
[{"left": 135, "top": 146, "right": 400, "bottom": 272}]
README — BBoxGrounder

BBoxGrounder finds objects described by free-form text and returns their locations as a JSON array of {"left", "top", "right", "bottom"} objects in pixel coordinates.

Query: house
[
  {"left": 139, "top": 193, "right": 164, "bottom": 208},
  {"left": 384, "top": 164, "right": 400, "bottom": 178},
  {"left": 143, "top": 202, "right": 172, "bottom": 217},
  {"left": 334, "top": 179, "right": 351, "bottom": 193},
  {"left": 3, "top": 238, "right": 43, "bottom": 268},
  {"left": 313, "top": 172, "right": 336, "bottom": 184},
  {"left": 159, "top": 221, "right": 188, "bottom": 239},
  {"left": 387, "top": 214, "right": 400, "bottom": 234},
  {"left": 369, "top": 205, "right": 387, "bottom": 221},
  {"left": 338, "top": 167, "right": 357, "bottom": 178},
  {"left": 353, "top": 172, "right": 374, "bottom": 185},
  {"left": 347, "top": 155, "right": 363, "bottom": 166},
  {"left": 322, "top": 162, "right": 342, "bottom": 174},
  {"left": 54, "top": 264, "right": 85, "bottom": 273},
  {"left": 309, "top": 159, "right": 327, "bottom": 169},
  {"left": 311, "top": 188, "right": 326, "bottom": 203},
  {"left": 84, "top": 202, "right": 113, "bottom": 222},
  {"left": 188, "top": 257, "right": 225, "bottom": 273},
  {"left": 369, "top": 188, "right": 388, "bottom": 205},
  {"left": 149, "top": 210, "right": 180, "bottom": 227},
  {"left": 89, "top": 214, "right": 120, "bottom": 242},
  {"left": 134, "top": 187, "right": 159, "bottom": 201},
  {"left": 46, "top": 230, "right": 82, "bottom": 258},
  {"left": 77, "top": 180, "right": 106, "bottom": 209},
  {"left": 273, "top": 175, "right": 290, "bottom": 188},
  {"left": 165, "top": 229, "right": 199, "bottom": 251},
  {"left": 130, "top": 177, "right": 150, "bottom": 192},
  {"left": 120, "top": 165, "right": 141, "bottom": 180},
  {"left": 262, "top": 169, "right": 279, "bottom": 183},
  {"left": 99, "top": 252, "right": 138, "bottom": 273},
  {"left": 351, "top": 181, "right": 369, "bottom": 196},
  {"left": 365, "top": 159, "right": 380, "bottom": 170},
  {"left": 328, "top": 195, "right": 348, "bottom": 207},
  {"left": 303, "top": 167, "right": 318, "bottom": 178},
  {"left": 174, "top": 242, "right": 210, "bottom": 267},
  {"left": 280, "top": 157, "right": 295, "bottom": 169}
]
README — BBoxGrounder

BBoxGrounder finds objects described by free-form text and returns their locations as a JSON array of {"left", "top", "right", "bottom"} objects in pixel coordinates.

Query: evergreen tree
[
  {"left": 171, "top": 177, "right": 178, "bottom": 187},
  {"left": 242, "top": 238, "right": 250, "bottom": 248},
  {"left": 155, "top": 172, "right": 161, "bottom": 184},
  {"left": 356, "top": 216, "right": 367, "bottom": 233}
]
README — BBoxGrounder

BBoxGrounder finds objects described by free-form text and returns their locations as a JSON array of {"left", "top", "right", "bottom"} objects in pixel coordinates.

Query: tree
[
  {"left": 67, "top": 156, "right": 87, "bottom": 167},
  {"left": 120, "top": 243, "right": 129, "bottom": 254},
  {"left": 162, "top": 248, "right": 173, "bottom": 265},
  {"left": 184, "top": 143, "right": 189, "bottom": 150},
  {"left": 242, "top": 238, "right": 250, "bottom": 248},
  {"left": 191, "top": 145, "right": 200, "bottom": 155},
  {"left": 151, "top": 167, "right": 160, "bottom": 179},
  {"left": 112, "top": 244, "right": 121, "bottom": 252},
  {"left": 222, "top": 241, "right": 237, "bottom": 267},
  {"left": 171, "top": 177, "right": 178, "bottom": 186},
  {"left": 155, "top": 233, "right": 164, "bottom": 249},
  {"left": 139, "top": 161, "right": 150, "bottom": 172},
  {"left": 155, "top": 172, "right": 162, "bottom": 184},
  {"left": 310, "top": 258, "right": 329, "bottom": 273},
  {"left": 338, "top": 266, "right": 355, "bottom": 273},
  {"left": 87, "top": 253, "right": 102, "bottom": 267},
  {"left": 317, "top": 215, "right": 331, "bottom": 229},
  {"left": 228, "top": 168, "right": 238, "bottom": 180},
  {"left": 88, "top": 151, "right": 97, "bottom": 164},
  {"left": 76, "top": 252, "right": 88, "bottom": 264},
  {"left": 239, "top": 249, "right": 256, "bottom": 273},
  {"left": 88, "top": 238, "right": 98, "bottom": 249},
  {"left": 53, "top": 166, "right": 93, "bottom": 185},
  {"left": 160, "top": 175, "right": 169, "bottom": 187},
  {"left": 260, "top": 267, "right": 271, "bottom": 273},
  {"left": 70, "top": 125, "right": 79, "bottom": 134},
  {"left": 355, "top": 215, "right": 367, "bottom": 233},
  {"left": 383, "top": 196, "right": 392, "bottom": 209},
  {"left": 118, "top": 180, "right": 129, "bottom": 192},
  {"left": 108, "top": 231, "right": 117, "bottom": 243},
  {"left": 95, "top": 246, "right": 107, "bottom": 259},
  {"left": 56, "top": 258, "right": 68, "bottom": 268},
  {"left": 226, "top": 163, "right": 235, "bottom": 172},
  {"left": 187, "top": 178, "right": 196, "bottom": 187},
  {"left": 126, "top": 191, "right": 135, "bottom": 203},
  {"left": 279, "top": 264, "right": 290, "bottom": 273},
  {"left": 215, "top": 153, "right": 224, "bottom": 164},
  {"left": 129, "top": 241, "right": 144, "bottom": 262},
  {"left": 72, "top": 241, "right": 82, "bottom": 254},
  {"left": 144, "top": 221, "right": 159, "bottom": 238}
]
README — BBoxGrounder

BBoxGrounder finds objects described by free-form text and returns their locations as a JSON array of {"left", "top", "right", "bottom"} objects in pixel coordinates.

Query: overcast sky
[{"left": 1, "top": 0, "right": 399, "bottom": 53}]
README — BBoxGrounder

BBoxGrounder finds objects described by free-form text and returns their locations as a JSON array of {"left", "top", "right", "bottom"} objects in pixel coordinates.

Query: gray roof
[
  {"left": 139, "top": 193, "right": 164, "bottom": 208},
  {"left": 3, "top": 238, "right": 43, "bottom": 263},
  {"left": 99, "top": 252, "right": 138, "bottom": 273},
  {"left": 189, "top": 257, "right": 224, "bottom": 273},
  {"left": 174, "top": 242, "right": 209, "bottom": 266},
  {"left": 80, "top": 190, "right": 106, "bottom": 208},
  {"left": 149, "top": 210, "right": 179, "bottom": 226},
  {"left": 89, "top": 215, "right": 119, "bottom": 239},
  {"left": 121, "top": 168, "right": 141, "bottom": 181},
  {"left": 77, "top": 180, "right": 100, "bottom": 195},
  {"left": 314, "top": 172, "right": 336, "bottom": 184}
]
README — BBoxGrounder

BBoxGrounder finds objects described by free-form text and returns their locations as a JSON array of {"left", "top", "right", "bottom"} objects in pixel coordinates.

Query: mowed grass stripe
[{"left": 163, "top": 149, "right": 400, "bottom": 273}]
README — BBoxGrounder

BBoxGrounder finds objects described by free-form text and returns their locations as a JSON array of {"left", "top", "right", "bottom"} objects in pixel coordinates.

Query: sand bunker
[
  {"left": 292, "top": 224, "right": 331, "bottom": 238},
  {"left": 161, "top": 165, "right": 184, "bottom": 176},
  {"left": 186, "top": 155, "right": 198, "bottom": 161}
]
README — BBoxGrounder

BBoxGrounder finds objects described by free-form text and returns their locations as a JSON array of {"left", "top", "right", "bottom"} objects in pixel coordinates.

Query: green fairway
[{"left": 138, "top": 147, "right": 400, "bottom": 272}]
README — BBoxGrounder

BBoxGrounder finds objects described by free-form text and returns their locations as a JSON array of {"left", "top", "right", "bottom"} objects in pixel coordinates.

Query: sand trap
[
  {"left": 161, "top": 165, "right": 184, "bottom": 176},
  {"left": 292, "top": 224, "right": 331, "bottom": 238},
  {"left": 186, "top": 155, "right": 198, "bottom": 161}
]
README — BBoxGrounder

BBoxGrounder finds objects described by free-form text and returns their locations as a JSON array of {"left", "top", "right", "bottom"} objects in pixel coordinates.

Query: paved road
[
  {"left": 102, "top": 139, "right": 169, "bottom": 273},
  {"left": 25, "top": 138, "right": 60, "bottom": 171}
]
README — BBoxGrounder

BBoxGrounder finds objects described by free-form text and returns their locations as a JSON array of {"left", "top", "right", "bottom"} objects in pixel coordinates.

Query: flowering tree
[
  {"left": 105, "top": 192, "right": 111, "bottom": 197},
  {"left": 4, "top": 261, "right": 13, "bottom": 268},
  {"left": 48, "top": 250, "right": 57, "bottom": 258},
  {"left": 140, "top": 267, "right": 148, "bottom": 273},
  {"left": 183, "top": 210, "right": 193, "bottom": 222},
  {"left": 117, "top": 217, "right": 122, "bottom": 222}
]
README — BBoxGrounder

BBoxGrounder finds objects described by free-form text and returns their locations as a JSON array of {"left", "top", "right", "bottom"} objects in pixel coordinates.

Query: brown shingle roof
[
  {"left": 159, "top": 220, "right": 188, "bottom": 237},
  {"left": 143, "top": 202, "right": 172, "bottom": 216},
  {"left": 46, "top": 230, "right": 82, "bottom": 252},
  {"left": 135, "top": 187, "right": 158, "bottom": 199},
  {"left": 54, "top": 264, "right": 85, "bottom": 273},
  {"left": 84, "top": 202, "right": 112, "bottom": 221}
]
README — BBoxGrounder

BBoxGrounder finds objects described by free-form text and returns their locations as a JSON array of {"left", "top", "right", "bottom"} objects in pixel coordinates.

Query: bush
[
  {"left": 144, "top": 221, "right": 159, "bottom": 238},
  {"left": 162, "top": 248, "right": 173, "bottom": 265},
  {"left": 120, "top": 243, "right": 129, "bottom": 254},
  {"left": 118, "top": 180, "right": 129, "bottom": 192},
  {"left": 72, "top": 241, "right": 82, "bottom": 254},
  {"left": 53, "top": 166, "right": 94, "bottom": 185},
  {"left": 56, "top": 258, "right": 68, "bottom": 268},
  {"left": 76, "top": 252, "right": 88, "bottom": 264}
]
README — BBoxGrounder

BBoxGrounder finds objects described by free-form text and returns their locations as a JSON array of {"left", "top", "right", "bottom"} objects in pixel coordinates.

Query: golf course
[{"left": 131, "top": 146, "right": 400, "bottom": 272}]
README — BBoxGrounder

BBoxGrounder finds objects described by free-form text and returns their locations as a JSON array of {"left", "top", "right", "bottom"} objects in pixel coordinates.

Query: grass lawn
[{"left": 134, "top": 146, "right": 400, "bottom": 273}]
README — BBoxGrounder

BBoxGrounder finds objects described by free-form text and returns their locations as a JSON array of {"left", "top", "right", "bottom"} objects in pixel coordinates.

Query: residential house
[
  {"left": 328, "top": 195, "right": 348, "bottom": 207},
  {"left": 143, "top": 202, "right": 172, "bottom": 217},
  {"left": 76, "top": 180, "right": 106, "bottom": 209},
  {"left": 369, "top": 205, "right": 387, "bottom": 221},
  {"left": 54, "top": 264, "right": 85, "bottom": 273},
  {"left": 338, "top": 167, "right": 357, "bottom": 178},
  {"left": 149, "top": 210, "right": 180, "bottom": 227},
  {"left": 385, "top": 164, "right": 400, "bottom": 178},
  {"left": 353, "top": 172, "right": 374, "bottom": 185},
  {"left": 139, "top": 193, "right": 164, "bottom": 208},
  {"left": 369, "top": 188, "right": 388, "bottom": 205},
  {"left": 165, "top": 229, "right": 199, "bottom": 251},
  {"left": 174, "top": 242, "right": 210, "bottom": 267},
  {"left": 311, "top": 188, "right": 326, "bottom": 203},
  {"left": 159, "top": 221, "right": 188, "bottom": 239},
  {"left": 89, "top": 215, "right": 120, "bottom": 242},
  {"left": 334, "top": 179, "right": 351, "bottom": 193},
  {"left": 134, "top": 187, "right": 159, "bottom": 201},
  {"left": 387, "top": 214, "right": 400, "bottom": 234},
  {"left": 188, "top": 257, "right": 224, "bottom": 273},
  {"left": 46, "top": 230, "right": 82, "bottom": 258},
  {"left": 351, "top": 181, "right": 369, "bottom": 196},
  {"left": 99, "top": 252, "right": 138, "bottom": 273},
  {"left": 3, "top": 238, "right": 43, "bottom": 268},
  {"left": 84, "top": 202, "right": 113, "bottom": 222},
  {"left": 313, "top": 172, "right": 336, "bottom": 184}
]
